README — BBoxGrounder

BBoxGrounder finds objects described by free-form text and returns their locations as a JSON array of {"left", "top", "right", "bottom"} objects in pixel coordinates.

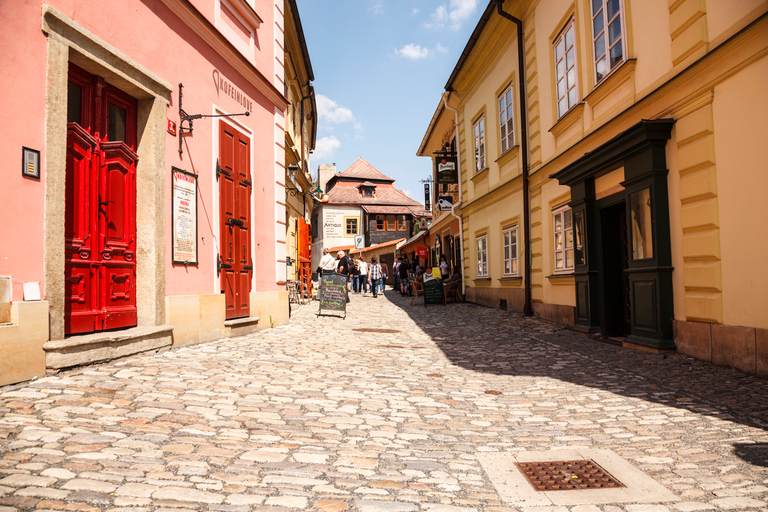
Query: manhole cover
[
  {"left": 515, "top": 460, "right": 624, "bottom": 491},
  {"left": 352, "top": 328, "right": 401, "bottom": 333}
]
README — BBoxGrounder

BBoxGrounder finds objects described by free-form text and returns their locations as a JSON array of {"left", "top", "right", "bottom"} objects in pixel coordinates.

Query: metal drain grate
[
  {"left": 352, "top": 328, "right": 401, "bottom": 333},
  {"left": 515, "top": 460, "right": 624, "bottom": 491}
]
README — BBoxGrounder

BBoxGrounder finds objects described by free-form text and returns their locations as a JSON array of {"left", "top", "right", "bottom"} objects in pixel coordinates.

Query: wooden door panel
[
  {"left": 65, "top": 124, "right": 100, "bottom": 335},
  {"left": 219, "top": 121, "right": 251, "bottom": 319}
]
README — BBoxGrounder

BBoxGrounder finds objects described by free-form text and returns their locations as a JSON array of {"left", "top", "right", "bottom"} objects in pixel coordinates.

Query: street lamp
[{"left": 287, "top": 162, "right": 300, "bottom": 181}]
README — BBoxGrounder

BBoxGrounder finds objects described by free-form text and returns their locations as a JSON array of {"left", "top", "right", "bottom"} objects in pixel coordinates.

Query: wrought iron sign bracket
[{"left": 178, "top": 83, "right": 250, "bottom": 156}]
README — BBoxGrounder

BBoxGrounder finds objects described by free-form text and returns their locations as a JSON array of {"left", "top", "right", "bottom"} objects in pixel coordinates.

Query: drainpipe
[
  {"left": 441, "top": 91, "right": 465, "bottom": 296},
  {"left": 495, "top": 0, "right": 532, "bottom": 316}
]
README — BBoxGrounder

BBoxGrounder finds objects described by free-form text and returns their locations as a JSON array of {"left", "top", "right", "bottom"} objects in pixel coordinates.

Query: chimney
[{"left": 317, "top": 164, "right": 336, "bottom": 193}]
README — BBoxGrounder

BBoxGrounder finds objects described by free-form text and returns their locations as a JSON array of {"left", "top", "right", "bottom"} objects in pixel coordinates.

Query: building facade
[
  {"left": 419, "top": 0, "right": 768, "bottom": 376},
  {"left": 311, "top": 159, "right": 429, "bottom": 265},
  {"left": 0, "top": 0, "right": 298, "bottom": 386},
  {"left": 283, "top": 0, "right": 317, "bottom": 297}
]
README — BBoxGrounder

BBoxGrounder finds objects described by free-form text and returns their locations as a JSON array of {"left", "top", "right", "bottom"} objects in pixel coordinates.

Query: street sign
[{"left": 354, "top": 234, "right": 365, "bottom": 249}]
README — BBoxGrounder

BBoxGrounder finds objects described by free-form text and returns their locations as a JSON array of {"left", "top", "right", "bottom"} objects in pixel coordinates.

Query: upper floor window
[
  {"left": 591, "top": 0, "right": 625, "bottom": 83},
  {"left": 473, "top": 115, "right": 486, "bottom": 173},
  {"left": 503, "top": 226, "right": 518, "bottom": 276},
  {"left": 346, "top": 218, "right": 358, "bottom": 235},
  {"left": 476, "top": 234, "right": 488, "bottom": 277},
  {"left": 555, "top": 20, "right": 578, "bottom": 118},
  {"left": 362, "top": 186, "right": 374, "bottom": 198},
  {"left": 553, "top": 206, "right": 574, "bottom": 272},
  {"left": 376, "top": 215, "right": 407, "bottom": 231},
  {"left": 498, "top": 84, "right": 515, "bottom": 153}
]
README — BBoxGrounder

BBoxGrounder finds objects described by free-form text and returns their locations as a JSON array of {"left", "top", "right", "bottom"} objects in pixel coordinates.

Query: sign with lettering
[
  {"left": 172, "top": 167, "right": 198, "bottom": 264},
  {"left": 436, "top": 157, "right": 457, "bottom": 184},
  {"left": 323, "top": 210, "right": 344, "bottom": 239},
  {"left": 423, "top": 275, "right": 445, "bottom": 306},
  {"left": 212, "top": 69, "right": 254, "bottom": 113},
  {"left": 318, "top": 273, "right": 347, "bottom": 318}
]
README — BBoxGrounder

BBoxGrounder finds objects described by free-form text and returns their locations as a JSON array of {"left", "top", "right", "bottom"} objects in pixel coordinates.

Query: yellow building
[
  {"left": 283, "top": 0, "right": 317, "bottom": 297},
  {"left": 420, "top": 0, "right": 768, "bottom": 376}
]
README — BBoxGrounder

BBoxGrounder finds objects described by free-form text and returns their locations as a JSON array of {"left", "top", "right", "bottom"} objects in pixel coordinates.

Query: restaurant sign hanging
[{"left": 436, "top": 156, "right": 457, "bottom": 184}]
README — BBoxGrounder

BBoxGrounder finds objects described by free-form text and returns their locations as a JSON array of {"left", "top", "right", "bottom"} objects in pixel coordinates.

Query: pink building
[{"left": 0, "top": 0, "right": 293, "bottom": 386}]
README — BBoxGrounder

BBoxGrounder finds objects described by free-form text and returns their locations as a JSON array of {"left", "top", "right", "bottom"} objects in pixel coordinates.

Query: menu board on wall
[{"left": 172, "top": 167, "right": 198, "bottom": 264}]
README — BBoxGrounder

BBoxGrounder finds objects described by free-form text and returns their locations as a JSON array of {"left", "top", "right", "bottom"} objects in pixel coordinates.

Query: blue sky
[{"left": 295, "top": 0, "right": 483, "bottom": 201}]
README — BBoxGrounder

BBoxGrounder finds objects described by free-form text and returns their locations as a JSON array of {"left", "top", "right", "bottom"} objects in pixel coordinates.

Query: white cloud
[
  {"left": 395, "top": 44, "right": 430, "bottom": 60},
  {"left": 316, "top": 95, "right": 356, "bottom": 124},
  {"left": 313, "top": 136, "right": 341, "bottom": 162},
  {"left": 424, "top": 0, "right": 478, "bottom": 30},
  {"left": 370, "top": 0, "right": 383, "bottom": 15},
  {"left": 436, "top": 43, "right": 449, "bottom": 54}
]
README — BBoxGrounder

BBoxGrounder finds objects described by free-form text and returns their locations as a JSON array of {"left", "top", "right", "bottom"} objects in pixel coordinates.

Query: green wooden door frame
[{"left": 551, "top": 119, "right": 676, "bottom": 350}]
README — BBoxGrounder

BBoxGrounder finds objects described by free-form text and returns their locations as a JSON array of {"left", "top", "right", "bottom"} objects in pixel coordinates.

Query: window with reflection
[
  {"left": 503, "top": 225, "right": 518, "bottom": 275},
  {"left": 498, "top": 84, "right": 515, "bottom": 153},
  {"left": 473, "top": 115, "right": 486, "bottom": 173},
  {"left": 553, "top": 206, "right": 574, "bottom": 271},
  {"left": 554, "top": 19, "right": 578, "bottom": 118},
  {"left": 476, "top": 234, "right": 488, "bottom": 277},
  {"left": 630, "top": 188, "right": 653, "bottom": 260},
  {"left": 591, "top": 0, "right": 625, "bottom": 83}
]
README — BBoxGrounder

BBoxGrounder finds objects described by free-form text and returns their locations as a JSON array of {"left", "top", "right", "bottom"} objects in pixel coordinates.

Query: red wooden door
[
  {"left": 65, "top": 64, "right": 138, "bottom": 335},
  {"left": 219, "top": 121, "right": 252, "bottom": 319}
]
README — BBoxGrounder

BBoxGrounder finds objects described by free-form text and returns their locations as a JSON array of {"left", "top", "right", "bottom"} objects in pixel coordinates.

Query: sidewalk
[{"left": 1, "top": 290, "right": 767, "bottom": 511}]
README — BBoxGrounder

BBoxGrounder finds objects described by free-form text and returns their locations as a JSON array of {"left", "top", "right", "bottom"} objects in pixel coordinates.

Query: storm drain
[
  {"left": 515, "top": 460, "right": 624, "bottom": 491},
  {"left": 352, "top": 328, "right": 401, "bottom": 333}
]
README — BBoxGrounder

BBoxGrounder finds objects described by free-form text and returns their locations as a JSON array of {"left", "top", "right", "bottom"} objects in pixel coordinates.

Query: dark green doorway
[{"left": 599, "top": 201, "right": 630, "bottom": 337}]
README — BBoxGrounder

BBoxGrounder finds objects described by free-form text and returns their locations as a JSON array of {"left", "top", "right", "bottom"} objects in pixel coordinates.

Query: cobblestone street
[{"left": 2, "top": 290, "right": 768, "bottom": 512}]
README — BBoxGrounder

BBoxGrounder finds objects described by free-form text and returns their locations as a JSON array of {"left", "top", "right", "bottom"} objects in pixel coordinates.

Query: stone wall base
[
  {"left": 466, "top": 287, "right": 525, "bottom": 312},
  {"left": 675, "top": 319, "right": 768, "bottom": 377},
  {"left": 533, "top": 302, "right": 575, "bottom": 327}
]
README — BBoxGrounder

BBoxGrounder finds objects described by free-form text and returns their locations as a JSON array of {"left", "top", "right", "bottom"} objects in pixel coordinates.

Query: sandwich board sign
[{"left": 318, "top": 273, "right": 347, "bottom": 318}]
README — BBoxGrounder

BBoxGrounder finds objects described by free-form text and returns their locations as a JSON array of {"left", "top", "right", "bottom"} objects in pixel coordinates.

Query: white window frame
[
  {"left": 553, "top": 206, "right": 574, "bottom": 272},
  {"left": 591, "top": 0, "right": 626, "bottom": 84},
  {"left": 498, "top": 84, "right": 515, "bottom": 154},
  {"left": 502, "top": 225, "right": 518, "bottom": 276},
  {"left": 473, "top": 115, "right": 486, "bottom": 173},
  {"left": 476, "top": 233, "right": 488, "bottom": 277},
  {"left": 554, "top": 19, "right": 579, "bottom": 118}
]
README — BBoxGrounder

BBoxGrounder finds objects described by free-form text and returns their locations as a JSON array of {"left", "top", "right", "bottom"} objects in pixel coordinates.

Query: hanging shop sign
[
  {"left": 424, "top": 183, "right": 431, "bottom": 211},
  {"left": 436, "top": 157, "right": 457, "bottom": 184},
  {"left": 438, "top": 195, "right": 454, "bottom": 211},
  {"left": 172, "top": 167, "right": 198, "bottom": 264},
  {"left": 417, "top": 246, "right": 429, "bottom": 259}
]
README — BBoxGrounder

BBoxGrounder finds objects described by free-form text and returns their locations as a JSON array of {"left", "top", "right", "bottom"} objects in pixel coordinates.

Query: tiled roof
[
  {"left": 327, "top": 181, "right": 422, "bottom": 207},
  {"left": 335, "top": 158, "right": 394, "bottom": 182},
  {"left": 362, "top": 205, "right": 415, "bottom": 215}
]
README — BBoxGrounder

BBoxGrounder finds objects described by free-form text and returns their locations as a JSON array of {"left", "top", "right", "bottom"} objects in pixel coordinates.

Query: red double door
[
  {"left": 218, "top": 121, "right": 252, "bottom": 320},
  {"left": 65, "top": 64, "right": 138, "bottom": 335}
]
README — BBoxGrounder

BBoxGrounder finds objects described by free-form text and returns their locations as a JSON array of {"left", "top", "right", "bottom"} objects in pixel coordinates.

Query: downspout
[
  {"left": 441, "top": 91, "right": 465, "bottom": 296},
  {"left": 495, "top": 0, "right": 532, "bottom": 316}
]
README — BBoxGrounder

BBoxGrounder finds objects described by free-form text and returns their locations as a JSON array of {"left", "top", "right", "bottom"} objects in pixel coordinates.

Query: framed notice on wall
[{"left": 172, "top": 167, "right": 198, "bottom": 264}]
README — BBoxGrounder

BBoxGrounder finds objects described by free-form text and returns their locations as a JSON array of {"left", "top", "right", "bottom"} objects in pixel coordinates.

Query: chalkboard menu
[
  {"left": 318, "top": 273, "right": 347, "bottom": 318},
  {"left": 423, "top": 277, "right": 445, "bottom": 306}
]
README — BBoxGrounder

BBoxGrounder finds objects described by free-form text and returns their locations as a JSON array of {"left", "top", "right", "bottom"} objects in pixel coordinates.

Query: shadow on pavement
[{"left": 381, "top": 289, "right": 768, "bottom": 434}]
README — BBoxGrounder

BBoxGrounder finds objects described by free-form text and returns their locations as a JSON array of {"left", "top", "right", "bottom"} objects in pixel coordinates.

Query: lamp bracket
[{"left": 178, "top": 83, "right": 251, "bottom": 155}]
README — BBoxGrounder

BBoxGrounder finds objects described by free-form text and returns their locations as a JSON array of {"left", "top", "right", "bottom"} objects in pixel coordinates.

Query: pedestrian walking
[
  {"left": 319, "top": 248, "right": 336, "bottom": 274},
  {"left": 336, "top": 251, "right": 352, "bottom": 300},
  {"left": 439, "top": 254, "right": 450, "bottom": 280},
  {"left": 399, "top": 256, "right": 411, "bottom": 295},
  {"left": 351, "top": 255, "right": 360, "bottom": 293},
  {"left": 379, "top": 260, "right": 388, "bottom": 294},
  {"left": 393, "top": 257, "right": 402, "bottom": 291},
  {"left": 358, "top": 257, "right": 368, "bottom": 295},
  {"left": 368, "top": 257, "right": 382, "bottom": 298}
]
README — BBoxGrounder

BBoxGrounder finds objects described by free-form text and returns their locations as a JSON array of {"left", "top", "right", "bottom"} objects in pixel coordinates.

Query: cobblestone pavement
[{"left": 2, "top": 290, "right": 768, "bottom": 512}]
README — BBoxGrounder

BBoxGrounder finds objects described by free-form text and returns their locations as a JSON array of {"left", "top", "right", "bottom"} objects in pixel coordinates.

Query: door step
[
  {"left": 225, "top": 316, "right": 260, "bottom": 337},
  {"left": 44, "top": 326, "right": 173, "bottom": 370}
]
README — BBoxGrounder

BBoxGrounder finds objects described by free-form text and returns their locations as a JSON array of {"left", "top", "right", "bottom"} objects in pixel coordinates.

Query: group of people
[
  {"left": 318, "top": 248, "right": 386, "bottom": 298},
  {"left": 317, "top": 248, "right": 462, "bottom": 301}
]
